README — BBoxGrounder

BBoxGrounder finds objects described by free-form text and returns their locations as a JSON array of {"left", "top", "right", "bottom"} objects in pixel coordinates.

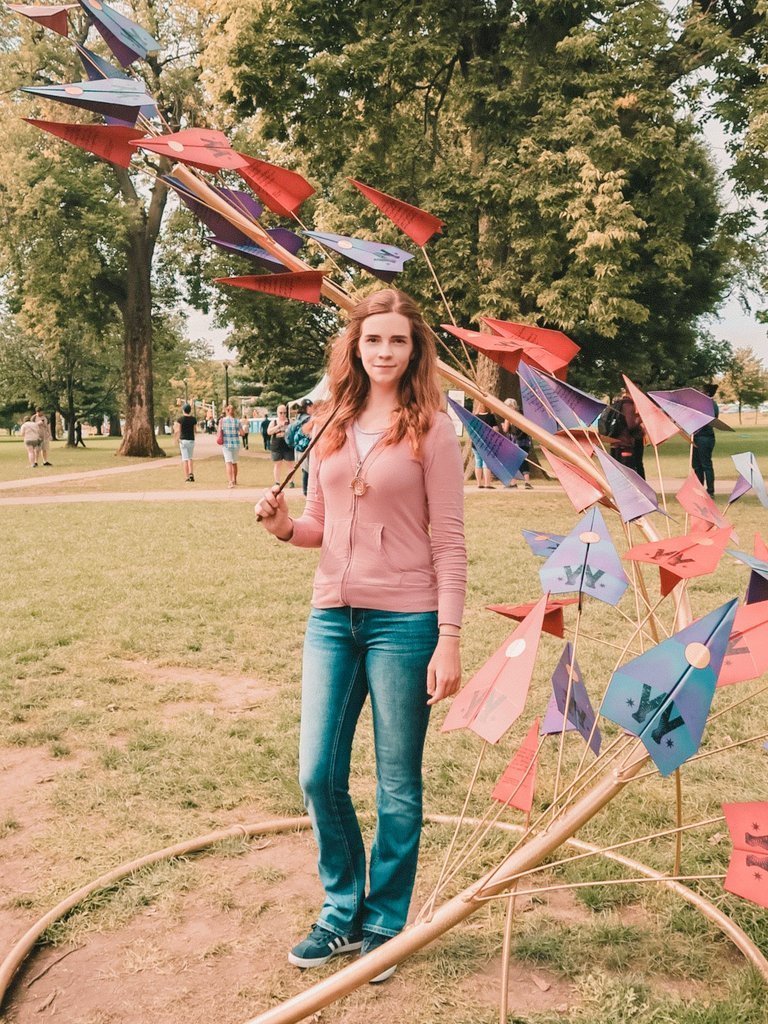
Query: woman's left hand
[{"left": 426, "top": 636, "right": 462, "bottom": 706}]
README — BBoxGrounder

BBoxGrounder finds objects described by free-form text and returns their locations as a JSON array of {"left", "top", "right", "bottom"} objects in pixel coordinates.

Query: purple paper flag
[
  {"left": 21, "top": 78, "right": 155, "bottom": 123},
  {"left": 447, "top": 397, "right": 527, "bottom": 487},
  {"left": 550, "top": 643, "right": 601, "bottom": 754},
  {"left": 78, "top": 0, "right": 160, "bottom": 68},
  {"left": 647, "top": 387, "right": 716, "bottom": 436},
  {"left": 303, "top": 231, "right": 414, "bottom": 282},
  {"left": 732, "top": 452, "right": 768, "bottom": 508},
  {"left": 601, "top": 599, "right": 738, "bottom": 776},
  {"left": 518, "top": 360, "right": 606, "bottom": 434},
  {"left": 164, "top": 176, "right": 263, "bottom": 247},
  {"left": 540, "top": 692, "right": 576, "bottom": 737},
  {"left": 728, "top": 474, "right": 752, "bottom": 506},
  {"left": 540, "top": 506, "right": 629, "bottom": 607},
  {"left": 210, "top": 229, "right": 303, "bottom": 273},
  {"left": 522, "top": 529, "right": 565, "bottom": 558},
  {"left": 594, "top": 448, "right": 663, "bottom": 523},
  {"left": 729, "top": 548, "right": 768, "bottom": 610}
]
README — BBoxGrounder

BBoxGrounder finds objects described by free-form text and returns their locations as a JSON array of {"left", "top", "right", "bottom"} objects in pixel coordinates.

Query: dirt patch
[
  {"left": 462, "top": 955, "right": 575, "bottom": 1016},
  {"left": 109, "top": 659, "right": 280, "bottom": 716}
]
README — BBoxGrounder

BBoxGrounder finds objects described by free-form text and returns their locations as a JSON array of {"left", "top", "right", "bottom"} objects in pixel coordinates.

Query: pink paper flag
[{"left": 491, "top": 719, "right": 540, "bottom": 813}]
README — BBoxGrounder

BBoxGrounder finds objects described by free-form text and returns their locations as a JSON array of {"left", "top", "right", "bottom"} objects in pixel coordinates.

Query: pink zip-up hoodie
[{"left": 289, "top": 411, "right": 467, "bottom": 626}]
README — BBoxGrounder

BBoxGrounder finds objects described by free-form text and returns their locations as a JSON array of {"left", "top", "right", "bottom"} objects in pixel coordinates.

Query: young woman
[
  {"left": 267, "top": 404, "right": 295, "bottom": 485},
  {"left": 255, "top": 289, "right": 466, "bottom": 981},
  {"left": 501, "top": 397, "right": 533, "bottom": 489},
  {"left": 218, "top": 404, "right": 241, "bottom": 488}
]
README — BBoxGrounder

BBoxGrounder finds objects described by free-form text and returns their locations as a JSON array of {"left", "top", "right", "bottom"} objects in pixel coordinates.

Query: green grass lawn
[
  {"left": 0, "top": 434, "right": 176, "bottom": 482},
  {"left": 1, "top": 478, "right": 768, "bottom": 1020}
]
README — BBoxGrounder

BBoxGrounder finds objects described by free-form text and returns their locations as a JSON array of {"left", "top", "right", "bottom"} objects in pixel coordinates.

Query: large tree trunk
[
  {"left": 108, "top": 414, "right": 122, "bottom": 437},
  {"left": 65, "top": 379, "right": 76, "bottom": 447},
  {"left": 117, "top": 220, "right": 164, "bottom": 457}
]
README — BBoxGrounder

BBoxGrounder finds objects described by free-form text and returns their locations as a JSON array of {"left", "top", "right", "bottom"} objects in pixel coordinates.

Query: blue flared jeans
[{"left": 299, "top": 606, "right": 437, "bottom": 938}]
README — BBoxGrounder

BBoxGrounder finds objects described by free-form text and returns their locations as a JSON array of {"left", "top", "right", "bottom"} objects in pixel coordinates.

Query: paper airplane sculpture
[
  {"left": 647, "top": 387, "right": 716, "bottom": 436},
  {"left": 24, "top": 119, "right": 140, "bottom": 168},
  {"left": 491, "top": 719, "right": 540, "bottom": 813},
  {"left": 21, "top": 78, "right": 156, "bottom": 122},
  {"left": 238, "top": 157, "right": 315, "bottom": 217},
  {"left": 717, "top": 601, "right": 768, "bottom": 687},
  {"left": 543, "top": 643, "right": 601, "bottom": 754},
  {"left": 481, "top": 318, "right": 579, "bottom": 372},
  {"left": 622, "top": 375, "right": 679, "bottom": 446},
  {"left": 440, "top": 324, "right": 548, "bottom": 375},
  {"left": 540, "top": 506, "right": 629, "bottom": 607},
  {"left": 518, "top": 361, "right": 605, "bottom": 434},
  {"left": 594, "top": 448, "right": 664, "bottom": 523},
  {"left": 486, "top": 597, "right": 578, "bottom": 639},
  {"left": 9, "top": 3, "right": 76, "bottom": 37},
  {"left": 349, "top": 178, "right": 443, "bottom": 246},
  {"left": 441, "top": 596, "right": 547, "bottom": 743},
  {"left": 522, "top": 529, "right": 565, "bottom": 558},
  {"left": 625, "top": 527, "right": 733, "bottom": 597},
  {"left": 78, "top": 0, "right": 161, "bottom": 67},
  {"left": 303, "top": 231, "right": 413, "bottom": 281},
  {"left": 601, "top": 600, "right": 738, "bottom": 775},
  {"left": 723, "top": 802, "right": 768, "bottom": 910},
  {"left": 132, "top": 128, "right": 249, "bottom": 173},
  {"left": 74, "top": 43, "right": 157, "bottom": 125},
  {"left": 676, "top": 472, "right": 731, "bottom": 531},
  {"left": 446, "top": 397, "right": 527, "bottom": 486},
  {"left": 214, "top": 271, "right": 324, "bottom": 304},
  {"left": 731, "top": 452, "right": 768, "bottom": 509}
]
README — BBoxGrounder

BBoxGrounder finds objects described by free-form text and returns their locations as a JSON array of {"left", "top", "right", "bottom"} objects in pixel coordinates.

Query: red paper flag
[
  {"left": 717, "top": 602, "right": 768, "bottom": 687},
  {"left": 25, "top": 118, "right": 140, "bottom": 168},
  {"left": 442, "top": 323, "right": 565, "bottom": 376},
  {"left": 487, "top": 598, "right": 578, "bottom": 638},
  {"left": 238, "top": 157, "right": 315, "bottom": 217},
  {"left": 214, "top": 271, "right": 324, "bottom": 304},
  {"left": 491, "top": 719, "right": 540, "bottom": 813},
  {"left": 625, "top": 526, "right": 733, "bottom": 596},
  {"left": 442, "top": 595, "right": 548, "bottom": 743},
  {"left": 481, "top": 317, "right": 580, "bottom": 368},
  {"left": 622, "top": 375, "right": 679, "bottom": 447},
  {"left": 676, "top": 472, "right": 731, "bottom": 532},
  {"left": 545, "top": 450, "right": 603, "bottom": 512},
  {"left": 132, "top": 129, "right": 249, "bottom": 173},
  {"left": 8, "top": 3, "right": 76, "bottom": 37},
  {"left": 723, "top": 802, "right": 768, "bottom": 910},
  {"left": 349, "top": 178, "right": 444, "bottom": 247}
]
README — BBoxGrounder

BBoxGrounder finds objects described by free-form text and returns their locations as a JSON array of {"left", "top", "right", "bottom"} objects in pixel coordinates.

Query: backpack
[
  {"left": 286, "top": 415, "right": 311, "bottom": 453},
  {"left": 598, "top": 404, "right": 627, "bottom": 440}
]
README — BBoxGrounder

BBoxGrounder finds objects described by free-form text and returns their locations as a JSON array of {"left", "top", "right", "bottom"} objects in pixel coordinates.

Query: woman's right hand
[{"left": 255, "top": 485, "right": 293, "bottom": 540}]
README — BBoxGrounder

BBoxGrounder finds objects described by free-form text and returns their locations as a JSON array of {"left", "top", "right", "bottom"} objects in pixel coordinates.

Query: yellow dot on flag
[
  {"left": 684, "top": 642, "right": 710, "bottom": 669},
  {"left": 579, "top": 531, "right": 601, "bottom": 544},
  {"left": 65, "top": 86, "right": 84, "bottom": 95},
  {"left": 506, "top": 639, "right": 527, "bottom": 658},
  {"left": 168, "top": 141, "right": 185, "bottom": 153}
]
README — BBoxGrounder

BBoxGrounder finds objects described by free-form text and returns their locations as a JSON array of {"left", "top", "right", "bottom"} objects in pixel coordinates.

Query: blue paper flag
[
  {"left": 303, "top": 231, "right": 414, "bottom": 282},
  {"left": 732, "top": 452, "right": 768, "bottom": 508},
  {"left": 21, "top": 78, "right": 156, "bottom": 123},
  {"left": 78, "top": 0, "right": 160, "bottom": 68},
  {"left": 594, "top": 448, "right": 664, "bottom": 523},
  {"left": 540, "top": 506, "right": 629, "bottom": 607},
  {"left": 600, "top": 599, "right": 738, "bottom": 776},
  {"left": 211, "top": 229, "right": 303, "bottom": 273},
  {"left": 518, "top": 360, "right": 605, "bottom": 435},
  {"left": 549, "top": 643, "right": 601, "bottom": 754},
  {"left": 447, "top": 397, "right": 527, "bottom": 487},
  {"left": 75, "top": 43, "right": 157, "bottom": 125},
  {"left": 522, "top": 529, "right": 565, "bottom": 558}
]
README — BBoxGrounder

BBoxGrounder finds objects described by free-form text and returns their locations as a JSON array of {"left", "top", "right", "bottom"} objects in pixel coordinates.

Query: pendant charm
[{"left": 350, "top": 476, "right": 368, "bottom": 497}]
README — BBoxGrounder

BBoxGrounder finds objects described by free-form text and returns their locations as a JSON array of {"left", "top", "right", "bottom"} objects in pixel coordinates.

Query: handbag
[{"left": 216, "top": 424, "right": 224, "bottom": 445}]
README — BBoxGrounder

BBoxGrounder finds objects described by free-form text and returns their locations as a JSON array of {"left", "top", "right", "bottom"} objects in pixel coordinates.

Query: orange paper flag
[
  {"left": 25, "top": 118, "right": 140, "bottom": 168},
  {"left": 545, "top": 450, "right": 603, "bottom": 512},
  {"left": 723, "top": 802, "right": 768, "bottom": 910},
  {"left": 132, "top": 129, "right": 249, "bottom": 173},
  {"left": 622, "top": 375, "right": 678, "bottom": 447},
  {"left": 214, "top": 271, "right": 324, "bottom": 304},
  {"left": 481, "top": 317, "right": 580, "bottom": 368},
  {"left": 238, "top": 157, "right": 315, "bottom": 217},
  {"left": 491, "top": 719, "right": 540, "bottom": 813},
  {"left": 486, "top": 597, "right": 578, "bottom": 639},
  {"left": 350, "top": 178, "right": 444, "bottom": 246},
  {"left": 625, "top": 526, "right": 732, "bottom": 596}
]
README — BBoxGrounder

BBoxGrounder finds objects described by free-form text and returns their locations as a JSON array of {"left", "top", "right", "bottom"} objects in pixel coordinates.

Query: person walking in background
[
  {"left": 261, "top": 413, "right": 271, "bottom": 451},
  {"left": 19, "top": 415, "right": 41, "bottom": 467},
  {"left": 609, "top": 388, "right": 644, "bottom": 478},
  {"left": 74, "top": 420, "right": 86, "bottom": 447},
  {"left": 692, "top": 383, "right": 719, "bottom": 497},
  {"left": 218, "top": 403, "right": 242, "bottom": 488},
  {"left": 33, "top": 408, "right": 52, "bottom": 466},
  {"left": 471, "top": 402, "right": 497, "bottom": 488},
  {"left": 175, "top": 402, "right": 197, "bottom": 482},
  {"left": 501, "top": 398, "right": 533, "bottom": 489},
  {"left": 256, "top": 289, "right": 466, "bottom": 981},
  {"left": 287, "top": 398, "right": 314, "bottom": 495},
  {"left": 240, "top": 411, "right": 250, "bottom": 450},
  {"left": 267, "top": 404, "right": 295, "bottom": 486}
]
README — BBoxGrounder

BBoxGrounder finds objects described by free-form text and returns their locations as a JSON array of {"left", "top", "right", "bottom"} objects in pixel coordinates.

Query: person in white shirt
[{"left": 19, "top": 416, "right": 42, "bottom": 468}]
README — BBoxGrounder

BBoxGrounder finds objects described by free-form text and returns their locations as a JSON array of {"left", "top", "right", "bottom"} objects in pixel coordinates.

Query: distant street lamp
[{"left": 223, "top": 361, "right": 230, "bottom": 405}]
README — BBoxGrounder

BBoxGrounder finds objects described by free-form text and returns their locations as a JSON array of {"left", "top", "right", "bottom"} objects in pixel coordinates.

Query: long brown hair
[{"left": 316, "top": 289, "right": 442, "bottom": 457}]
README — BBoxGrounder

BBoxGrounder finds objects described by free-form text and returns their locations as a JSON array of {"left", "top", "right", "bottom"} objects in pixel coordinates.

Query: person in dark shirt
[
  {"left": 610, "top": 390, "right": 645, "bottom": 478},
  {"left": 175, "top": 403, "right": 198, "bottom": 482},
  {"left": 472, "top": 403, "right": 497, "bottom": 488},
  {"left": 692, "top": 384, "right": 719, "bottom": 497}
]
